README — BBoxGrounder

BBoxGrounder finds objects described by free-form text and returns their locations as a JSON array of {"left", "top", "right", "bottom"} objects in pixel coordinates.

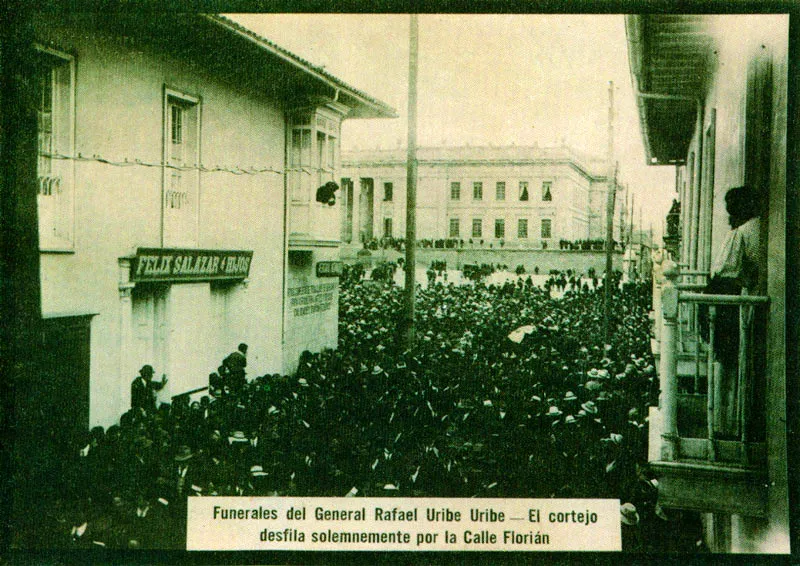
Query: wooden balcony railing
[
  {"left": 650, "top": 252, "right": 708, "bottom": 358},
  {"left": 658, "top": 263, "right": 768, "bottom": 465},
  {"left": 675, "top": 270, "right": 708, "bottom": 351}
]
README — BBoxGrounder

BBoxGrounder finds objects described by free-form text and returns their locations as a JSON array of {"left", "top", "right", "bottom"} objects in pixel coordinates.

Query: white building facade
[
  {"left": 628, "top": 14, "right": 789, "bottom": 553},
  {"left": 30, "top": 13, "right": 393, "bottom": 431},
  {"left": 340, "top": 145, "right": 625, "bottom": 248}
]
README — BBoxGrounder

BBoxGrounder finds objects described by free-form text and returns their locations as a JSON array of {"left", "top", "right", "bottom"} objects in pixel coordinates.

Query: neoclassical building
[{"left": 340, "top": 145, "right": 626, "bottom": 248}]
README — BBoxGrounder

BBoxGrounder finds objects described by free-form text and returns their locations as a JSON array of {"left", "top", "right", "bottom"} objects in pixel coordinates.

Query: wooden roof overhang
[{"left": 626, "top": 15, "right": 716, "bottom": 165}]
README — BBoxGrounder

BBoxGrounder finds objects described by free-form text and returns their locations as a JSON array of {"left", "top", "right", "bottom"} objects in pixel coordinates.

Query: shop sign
[
  {"left": 316, "top": 261, "right": 343, "bottom": 278},
  {"left": 131, "top": 248, "right": 253, "bottom": 283}
]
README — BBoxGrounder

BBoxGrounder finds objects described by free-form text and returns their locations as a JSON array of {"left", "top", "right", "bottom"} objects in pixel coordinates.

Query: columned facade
[{"left": 342, "top": 145, "right": 626, "bottom": 248}]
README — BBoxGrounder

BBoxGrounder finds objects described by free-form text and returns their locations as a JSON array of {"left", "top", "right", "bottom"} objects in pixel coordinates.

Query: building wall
[
  {"left": 342, "top": 147, "right": 615, "bottom": 247},
  {"left": 283, "top": 248, "right": 340, "bottom": 374},
  {"left": 676, "top": 15, "right": 789, "bottom": 553},
  {"left": 35, "top": 15, "right": 285, "bottom": 426}
]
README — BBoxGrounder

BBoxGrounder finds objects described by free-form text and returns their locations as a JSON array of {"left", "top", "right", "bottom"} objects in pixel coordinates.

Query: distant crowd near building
[{"left": 340, "top": 145, "right": 628, "bottom": 249}]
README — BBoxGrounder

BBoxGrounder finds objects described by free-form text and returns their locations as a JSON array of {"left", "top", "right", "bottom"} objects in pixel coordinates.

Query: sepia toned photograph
[{"left": 1, "top": 6, "right": 792, "bottom": 558}]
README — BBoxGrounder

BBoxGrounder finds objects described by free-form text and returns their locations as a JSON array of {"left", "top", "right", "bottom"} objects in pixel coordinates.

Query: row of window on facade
[
  {"left": 450, "top": 180, "right": 552, "bottom": 202},
  {"left": 35, "top": 45, "right": 206, "bottom": 249},
  {"left": 374, "top": 181, "right": 553, "bottom": 203},
  {"left": 379, "top": 217, "right": 552, "bottom": 239},
  {"left": 451, "top": 217, "right": 551, "bottom": 239},
  {"left": 37, "top": 42, "right": 205, "bottom": 250},
  {"left": 35, "top": 43, "right": 341, "bottom": 251}
]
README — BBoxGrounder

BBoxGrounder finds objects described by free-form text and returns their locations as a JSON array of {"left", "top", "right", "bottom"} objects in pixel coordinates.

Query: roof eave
[
  {"left": 203, "top": 14, "right": 397, "bottom": 120},
  {"left": 626, "top": 15, "right": 658, "bottom": 166},
  {"left": 626, "top": 15, "right": 698, "bottom": 167}
]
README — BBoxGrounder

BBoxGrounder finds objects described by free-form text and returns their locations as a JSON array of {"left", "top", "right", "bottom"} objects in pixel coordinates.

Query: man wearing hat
[
  {"left": 131, "top": 365, "right": 167, "bottom": 415},
  {"left": 173, "top": 444, "right": 211, "bottom": 503},
  {"left": 224, "top": 343, "right": 248, "bottom": 392}
]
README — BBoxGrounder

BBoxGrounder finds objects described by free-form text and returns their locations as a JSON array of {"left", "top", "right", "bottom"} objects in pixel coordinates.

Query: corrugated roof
[{"left": 206, "top": 15, "right": 396, "bottom": 119}]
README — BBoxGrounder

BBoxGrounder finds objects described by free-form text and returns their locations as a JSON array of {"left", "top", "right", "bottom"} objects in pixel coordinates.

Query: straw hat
[
  {"left": 546, "top": 406, "right": 562, "bottom": 417},
  {"left": 581, "top": 401, "right": 599, "bottom": 414},
  {"left": 620, "top": 503, "right": 640, "bottom": 526},
  {"left": 174, "top": 445, "right": 193, "bottom": 462},
  {"left": 228, "top": 430, "right": 249, "bottom": 444},
  {"left": 250, "top": 465, "right": 268, "bottom": 477}
]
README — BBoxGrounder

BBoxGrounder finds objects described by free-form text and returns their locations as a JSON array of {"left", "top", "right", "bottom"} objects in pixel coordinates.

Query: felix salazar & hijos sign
[{"left": 131, "top": 248, "right": 253, "bottom": 283}]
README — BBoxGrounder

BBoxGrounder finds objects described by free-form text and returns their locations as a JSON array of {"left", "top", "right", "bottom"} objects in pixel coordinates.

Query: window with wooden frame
[
  {"left": 496, "top": 181, "right": 506, "bottom": 201},
  {"left": 542, "top": 181, "right": 553, "bottom": 201},
  {"left": 519, "top": 181, "right": 529, "bottom": 201},
  {"left": 163, "top": 89, "right": 200, "bottom": 247},
  {"left": 449, "top": 218, "right": 460, "bottom": 238},
  {"left": 494, "top": 218, "right": 505, "bottom": 239},
  {"left": 450, "top": 181, "right": 461, "bottom": 200},
  {"left": 473, "top": 181, "right": 483, "bottom": 201},
  {"left": 35, "top": 46, "right": 75, "bottom": 251},
  {"left": 518, "top": 218, "right": 528, "bottom": 239},
  {"left": 541, "top": 218, "right": 552, "bottom": 239},
  {"left": 472, "top": 218, "right": 482, "bottom": 238}
]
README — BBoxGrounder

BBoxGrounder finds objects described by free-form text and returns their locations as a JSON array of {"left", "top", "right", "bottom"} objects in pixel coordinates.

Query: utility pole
[
  {"left": 629, "top": 192, "right": 635, "bottom": 246},
  {"left": 622, "top": 189, "right": 628, "bottom": 250},
  {"left": 639, "top": 205, "right": 643, "bottom": 248},
  {"left": 628, "top": 191, "right": 635, "bottom": 279},
  {"left": 402, "top": 14, "right": 419, "bottom": 349},
  {"left": 603, "top": 81, "right": 616, "bottom": 344}
]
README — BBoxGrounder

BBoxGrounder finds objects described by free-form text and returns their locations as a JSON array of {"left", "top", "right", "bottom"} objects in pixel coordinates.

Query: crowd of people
[
  {"left": 359, "top": 236, "right": 624, "bottom": 252},
  {"left": 42, "top": 264, "right": 703, "bottom": 552},
  {"left": 558, "top": 238, "right": 620, "bottom": 251},
  {"left": 361, "top": 237, "right": 463, "bottom": 251},
  {"left": 361, "top": 236, "right": 406, "bottom": 251},
  {"left": 461, "top": 263, "right": 505, "bottom": 281}
]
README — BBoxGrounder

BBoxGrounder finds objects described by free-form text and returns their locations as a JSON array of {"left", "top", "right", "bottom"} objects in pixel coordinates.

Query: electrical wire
[{"left": 39, "top": 151, "right": 319, "bottom": 176}]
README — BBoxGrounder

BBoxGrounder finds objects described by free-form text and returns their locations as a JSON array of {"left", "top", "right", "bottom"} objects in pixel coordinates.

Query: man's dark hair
[
  {"left": 238, "top": 343, "right": 248, "bottom": 354},
  {"left": 725, "top": 186, "right": 759, "bottom": 225}
]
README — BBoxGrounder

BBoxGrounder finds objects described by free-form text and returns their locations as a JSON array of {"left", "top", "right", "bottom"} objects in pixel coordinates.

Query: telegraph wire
[{"left": 38, "top": 151, "right": 319, "bottom": 176}]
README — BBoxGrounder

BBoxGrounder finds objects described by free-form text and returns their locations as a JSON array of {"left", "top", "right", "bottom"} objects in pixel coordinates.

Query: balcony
[{"left": 648, "top": 261, "right": 769, "bottom": 517}]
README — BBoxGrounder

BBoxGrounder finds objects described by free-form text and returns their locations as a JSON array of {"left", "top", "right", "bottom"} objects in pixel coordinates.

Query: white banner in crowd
[{"left": 187, "top": 497, "right": 621, "bottom": 551}]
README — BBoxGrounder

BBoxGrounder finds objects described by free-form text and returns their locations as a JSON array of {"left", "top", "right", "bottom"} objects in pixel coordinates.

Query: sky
[{"left": 228, "top": 13, "right": 677, "bottom": 238}]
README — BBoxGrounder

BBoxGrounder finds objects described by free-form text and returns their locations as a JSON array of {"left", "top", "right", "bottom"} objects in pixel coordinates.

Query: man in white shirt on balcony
[
  {"left": 711, "top": 186, "right": 763, "bottom": 292},
  {"left": 707, "top": 186, "right": 765, "bottom": 439}
]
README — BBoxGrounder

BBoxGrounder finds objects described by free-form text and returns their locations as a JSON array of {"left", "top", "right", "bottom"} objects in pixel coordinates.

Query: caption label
[{"left": 187, "top": 497, "right": 621, "bottom": 551}]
